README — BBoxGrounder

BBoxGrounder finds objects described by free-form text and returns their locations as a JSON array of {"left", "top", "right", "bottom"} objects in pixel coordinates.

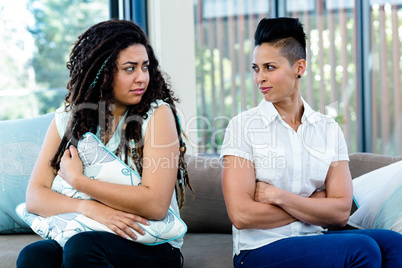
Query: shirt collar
[
  {"left": 256, "top": 99, "right": 281, "bottom": 126},
  {"left": 300, "top": 97, "right": 318, "bottom": 124},
  {"left": 256, "top": 97, "right": 320, "bottom": 126}
]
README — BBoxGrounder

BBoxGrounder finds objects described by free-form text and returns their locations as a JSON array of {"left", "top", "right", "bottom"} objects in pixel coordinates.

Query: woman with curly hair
[{"left": 17, "top": 19, "right": 191, "bottom": 267}]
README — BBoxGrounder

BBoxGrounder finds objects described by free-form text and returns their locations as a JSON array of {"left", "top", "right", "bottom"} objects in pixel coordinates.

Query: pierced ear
[{"left": 294, "top": 59, "right": 306, "bottom": 77}]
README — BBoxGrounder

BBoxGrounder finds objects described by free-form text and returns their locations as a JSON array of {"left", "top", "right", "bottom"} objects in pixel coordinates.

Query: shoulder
[
  {"left": 144, "top": 100, "right": 172, "bottom": 123},
  {"left": 314, "top": 111, "right": 337, "bottom": 124},
  {"left": 309, "top": 111, "right": 340, "bottom": 132},
  {"left": 228, "top": 107, "right": 260, "bottom": 125},
  {"left": 142, "top": 100, "right": 174, "bottom": 136},
  {"left": 54, "top": 106, "right": 71, "bottom": 138},
  {"left": 147, "top": 99, "right": 170, "bottom": 115},
  {"left": 226, "top": 107, "right": 265, "bottom": 133},
  {"left": 55, "top": 106, "right": 70, "bottom": 117},
  {"left": 302, "top": 98, "right": 337, "bottom": 127}
]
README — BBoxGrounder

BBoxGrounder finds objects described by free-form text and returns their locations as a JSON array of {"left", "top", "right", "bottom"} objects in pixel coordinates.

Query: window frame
[
  {"left": 110, "top": 0, "right": 147, "bottom": 33},
  {"left": 136, "top": 0, "right": 395, "bottom": 154}
]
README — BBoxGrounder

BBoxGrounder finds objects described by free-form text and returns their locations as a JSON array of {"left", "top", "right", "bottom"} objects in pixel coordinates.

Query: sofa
[{"left": 1, "top": 113, "right": 401, "bottom": 268}]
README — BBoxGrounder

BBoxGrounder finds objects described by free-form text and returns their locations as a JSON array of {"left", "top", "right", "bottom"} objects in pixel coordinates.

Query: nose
[
  {"left": 134, "top": 69, "right": 146, "bottom": 84},
  {"left": 255, "top": 71, "right": 266, "bottom": 85}
]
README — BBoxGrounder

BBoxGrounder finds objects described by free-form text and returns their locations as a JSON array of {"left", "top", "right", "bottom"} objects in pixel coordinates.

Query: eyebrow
[
  {"left": 122, "top": 60, "right": 150, "bottom": 65},
  {"left": 252, "top": 62, "right": 275, "bottom": 67}
]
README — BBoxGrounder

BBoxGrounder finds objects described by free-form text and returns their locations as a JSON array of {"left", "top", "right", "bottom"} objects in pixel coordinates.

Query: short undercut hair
[{"left": 254, "top": 17, "right": 307, "bottom": 65}]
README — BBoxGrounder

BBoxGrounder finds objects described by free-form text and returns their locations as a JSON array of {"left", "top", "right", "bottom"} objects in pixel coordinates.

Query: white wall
[{"left": 147, "top": 0, "right": 198, "bottom": 154}]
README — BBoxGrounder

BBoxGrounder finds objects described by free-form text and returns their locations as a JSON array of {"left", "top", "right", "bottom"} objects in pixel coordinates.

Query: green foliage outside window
[{"left": 0, "top": 0, "right": 108, "bottom": 120}]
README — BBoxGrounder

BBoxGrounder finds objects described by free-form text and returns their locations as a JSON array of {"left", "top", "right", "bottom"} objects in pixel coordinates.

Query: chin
[
  {"left": 264, "top": 94, "right": 284, "bottom": 104},
  {"left": 129, "top": 96, "right": 144, "bottom": 106},
  {"left": 263, "top": 94, "right": 274, "bottom": 103}
]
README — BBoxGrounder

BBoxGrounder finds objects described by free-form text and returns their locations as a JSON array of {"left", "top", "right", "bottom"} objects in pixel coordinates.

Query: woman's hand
[
  {"left": 256, "top": 181, "right": 328, "bottom": 204},
  {"left": 58, "top": 145, "right": 85, "bottom": 188},
  {"left": 254, "top": 180, "right": 283, "bottom": 205},
  {"left": 80, "top": 200, "right": 149, "bottom": 240}
]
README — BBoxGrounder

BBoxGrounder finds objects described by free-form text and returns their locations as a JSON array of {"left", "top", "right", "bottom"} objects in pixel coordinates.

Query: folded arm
[
  {"left": 255, "top": 161, "right": 353, "bottom": 227},
  {"left": 26, "top": 118, "right": 150, "bottom": 239},
  {"left": 222, "top": 155, "right": 297, "bottom": 230},
  {"left": 26, "top": 118, "right": 82, "bottom": 217},
  {"left": 57, "top": 105, "right": 179, "bottom": 221}
]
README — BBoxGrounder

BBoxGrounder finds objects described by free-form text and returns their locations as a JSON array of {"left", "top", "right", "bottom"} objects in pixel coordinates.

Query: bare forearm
[
  {"left": 227, "top": 198, "right": 297, "bottom": 230},
  {"left": 74, "top": 175, "right": 169, "bottom": 220},
  {"left": 26, "top": 186, "right": 82, "bottom": 217},
  {"left": 275, "top": 191, "right": 350, "bottom": 227}
]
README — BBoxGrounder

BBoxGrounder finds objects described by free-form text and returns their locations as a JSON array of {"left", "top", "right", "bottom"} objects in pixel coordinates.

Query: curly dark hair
[{"left": 50, "top": 19, "right": 192, "bottom": 208}]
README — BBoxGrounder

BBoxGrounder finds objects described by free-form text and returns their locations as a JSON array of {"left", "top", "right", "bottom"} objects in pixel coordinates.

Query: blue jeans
[
  {"left": 17, "top": 231, "right": 183, "bottom": 268},
  {"left": 234, "top": 229, "right": 402, "bottom": 268}
]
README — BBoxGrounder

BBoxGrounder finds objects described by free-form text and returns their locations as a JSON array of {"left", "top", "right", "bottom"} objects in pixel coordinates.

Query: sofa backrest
[
  {"left": 181, "top": 155, "right": 232, "bottom": 234},
  {"left": 181, "top": 152, "right": 402, "bottom": 234},
  {"left": 349, "top": 153, "right": 402, "bottom": 179}
]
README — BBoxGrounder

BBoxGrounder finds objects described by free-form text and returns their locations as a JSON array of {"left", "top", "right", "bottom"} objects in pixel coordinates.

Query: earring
[{"left": 297, "top": 75, "right": 301, "bottom": 79}]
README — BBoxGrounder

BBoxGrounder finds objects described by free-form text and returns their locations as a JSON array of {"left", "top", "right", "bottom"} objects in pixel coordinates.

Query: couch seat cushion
[{"left": 182, "top": 233, "right": 232, "bottom": 268}]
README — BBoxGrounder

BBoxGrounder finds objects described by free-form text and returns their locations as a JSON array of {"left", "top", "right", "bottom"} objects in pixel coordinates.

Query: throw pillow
[
  {"left": 17, "top": 132, "right": 187, "bottom": 247},
  {"left": 0, "top": 113, "right": 54, "bottom": 233},
  {"left": 348, "top": 160, "right": 402, "bottom": 234}
]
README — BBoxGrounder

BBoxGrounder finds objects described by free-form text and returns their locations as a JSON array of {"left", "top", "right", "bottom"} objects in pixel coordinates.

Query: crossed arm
[
  {"left": 26, "top": 105, "right": 179, "bottom": 239},
  {"left": 221, "top": 155, "right": 353, "bottom": 230}
]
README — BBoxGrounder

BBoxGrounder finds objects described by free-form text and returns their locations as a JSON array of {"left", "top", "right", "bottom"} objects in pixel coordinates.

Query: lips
[
  {"left": 260, "top": 87, "right": 271, "bottom": 94},
  {"left": 130, "top": 88, "right": 144, "bottom": 95}
]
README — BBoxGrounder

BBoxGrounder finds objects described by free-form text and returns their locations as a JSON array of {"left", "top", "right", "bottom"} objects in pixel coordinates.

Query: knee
[
  {"left": 17, "top": 244, "right": 37, "bottom": 268},
  {"left": 351, "top": 235, "right": 382, "bottom": 267},
  {"left": 374, "top": 229, "right": 402, "bottom": 259},
  {"left": 17, "top": 241, "right": 62, "bottom": 268},
  {"left": 64, "top": 232, "right": 98, "bottom": 257},
  {"left": 63, "top": 232, "right": 107, "bottom": 266},
  {"left": 378, "top": 229, "right": 402, "bottom": 249}
]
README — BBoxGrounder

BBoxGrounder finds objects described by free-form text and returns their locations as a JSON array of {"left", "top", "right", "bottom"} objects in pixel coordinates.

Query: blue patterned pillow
[
  {"left": 0, "top": 113, "right": 54, "bottom": 233},
  {"left": 16, "top": 132, "right": 187, "bottom": 246}
]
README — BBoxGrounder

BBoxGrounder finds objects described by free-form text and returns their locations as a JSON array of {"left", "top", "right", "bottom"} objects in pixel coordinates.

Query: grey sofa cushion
[
  {"left": 182, "top": 233, "right": 233, "bottom": 268},
  {"left": 181, "top": 155, "right": 232, "bottom": 234},
  {"left": 0, "top": 234, "right": 43, "bottom": 268}
]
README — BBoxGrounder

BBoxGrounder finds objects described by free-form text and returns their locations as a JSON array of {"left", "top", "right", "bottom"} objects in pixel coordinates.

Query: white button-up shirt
[{"left": 220, "top": 98, "right": 349, "bottom": 255}]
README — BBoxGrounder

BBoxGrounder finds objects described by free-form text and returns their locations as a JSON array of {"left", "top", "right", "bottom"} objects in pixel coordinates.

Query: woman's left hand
[
  {"left": 58, "top": 145, "right": 84, "bottom": 188},
  {"left": 254, "top": 180, "right": 283, "bottom": 205}
]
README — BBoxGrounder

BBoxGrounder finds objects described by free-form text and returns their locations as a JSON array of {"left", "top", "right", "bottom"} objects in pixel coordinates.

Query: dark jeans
[
  {"left": 234, "top": 229, "right": 402, "bottom": 268},
  {"left": 17, "top": 231, "right": 183, "bottom": 268}
]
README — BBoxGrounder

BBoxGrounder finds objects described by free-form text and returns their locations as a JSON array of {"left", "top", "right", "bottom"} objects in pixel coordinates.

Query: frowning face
[{"left": 112, "top": 44, "right": 150, "bottom": 110}]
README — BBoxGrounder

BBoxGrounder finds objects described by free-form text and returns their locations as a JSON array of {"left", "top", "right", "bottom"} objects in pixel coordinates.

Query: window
[
  {"left": 194, "top": 0, "right": 273, "bottom": 154},
  {"left": 369, "top": 1, "right": 402, "bottom": 155},
  {"left": 193, "top": 0, "right": 402, "bottom": 156},
  {"left": 0, "top": 0, "right": 109, "bottom": 120},
  {"left": 285, "top": 0, "right": 359, "bottom": 153}
]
